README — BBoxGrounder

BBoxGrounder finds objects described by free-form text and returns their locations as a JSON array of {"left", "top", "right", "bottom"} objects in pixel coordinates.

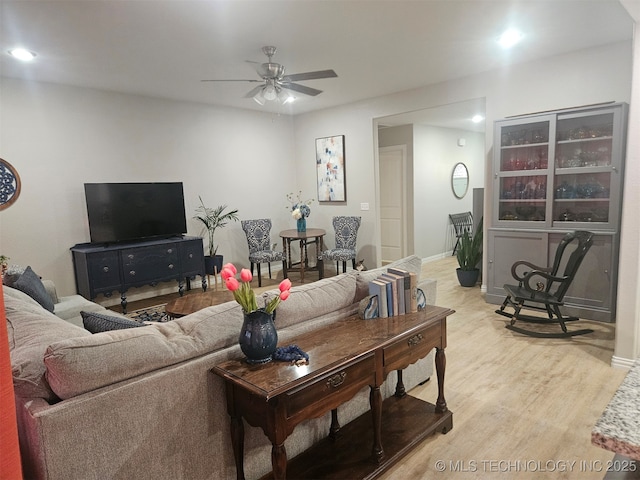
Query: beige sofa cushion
[
  {"left": 261, "top": 272, "right": 357, "bottom": 329},
  {"left": 4, "top": 286, "right": 91, "bottom": 401},
  {"left": 44, "top": 300, "right": 245, "bottom": 399}
]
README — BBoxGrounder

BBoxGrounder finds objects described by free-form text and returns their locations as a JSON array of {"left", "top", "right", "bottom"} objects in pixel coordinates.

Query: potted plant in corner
[
  {"left": 456, "top": 217, "right": 483, "bottom": 287},
  {"left": 193, "top": 197, "right": 239, "bottom": 275}
]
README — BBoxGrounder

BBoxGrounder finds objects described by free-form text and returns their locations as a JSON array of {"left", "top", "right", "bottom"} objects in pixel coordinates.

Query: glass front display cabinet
[{"left": 488, "top": 103, "right": 628, "bottom": 322}]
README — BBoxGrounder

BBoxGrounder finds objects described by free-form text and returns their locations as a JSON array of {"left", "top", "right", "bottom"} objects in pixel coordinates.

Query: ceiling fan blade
[
  {"left": 201, "top": 79, "right": 262, "bottom": 83},
  {"left": 282, "top": 83, "right": 323, "bottom": 96},
  {"left": 282, "top": 69, "right": 337, "bottom": 82},
  {"left": 243, "top": 85, "right": 265, "bottom": 98}
]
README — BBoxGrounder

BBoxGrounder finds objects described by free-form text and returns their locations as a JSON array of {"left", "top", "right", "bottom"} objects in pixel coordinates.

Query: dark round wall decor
[{"left": 0, "top": 158, "right": 21, "bottom": 211}]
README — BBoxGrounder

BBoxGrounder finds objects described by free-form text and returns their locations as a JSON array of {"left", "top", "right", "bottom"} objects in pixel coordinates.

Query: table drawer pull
[
  {"left": 327, "top": 372, "right": 346, "bottom": 388},
  {"left": 407, "top": 333, "right": 424, "bottom": 347}
]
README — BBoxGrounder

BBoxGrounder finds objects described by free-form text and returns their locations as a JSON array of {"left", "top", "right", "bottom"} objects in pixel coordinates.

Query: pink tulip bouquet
[{"left": 220, "top": 263, "right": 292, "bottom": 314}]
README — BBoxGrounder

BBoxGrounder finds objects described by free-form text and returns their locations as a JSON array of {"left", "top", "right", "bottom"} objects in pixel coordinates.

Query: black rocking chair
[{"left": 496, "top": 230, "right": 595, "bottom": 338}]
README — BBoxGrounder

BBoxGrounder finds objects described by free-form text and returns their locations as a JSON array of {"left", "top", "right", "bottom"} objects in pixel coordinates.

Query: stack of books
[{"left": 368, "top": 268, "right": 418, "bottom": 318}]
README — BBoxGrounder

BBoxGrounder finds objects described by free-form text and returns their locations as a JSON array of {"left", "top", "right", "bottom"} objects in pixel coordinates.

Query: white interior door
[{"left": 379, "top": 145, "right": 406, "bottom": 264}]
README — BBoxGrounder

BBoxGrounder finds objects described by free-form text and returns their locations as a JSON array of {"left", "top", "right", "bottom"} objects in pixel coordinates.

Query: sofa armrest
[{"left": 41, "top": 279, "right": 59, "bottom": 304}]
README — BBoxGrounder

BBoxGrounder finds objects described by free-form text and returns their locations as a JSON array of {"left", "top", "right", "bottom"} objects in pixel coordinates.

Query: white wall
[
  {"left": 0, "top": 79, "right": 296, "bottom": 297},
  {"left": 413, "top": 125, "right": 484, "bottom": 258}
]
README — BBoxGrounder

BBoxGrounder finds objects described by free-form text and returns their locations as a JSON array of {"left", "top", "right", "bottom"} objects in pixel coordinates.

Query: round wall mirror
[{"left": 451, "top": 162, "right": 469, "bottom": 199}]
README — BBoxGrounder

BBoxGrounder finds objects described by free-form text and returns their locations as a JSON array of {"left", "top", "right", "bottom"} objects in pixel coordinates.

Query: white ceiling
[{"left": 0, "top": 0, "right": 634, "bottom": 119}]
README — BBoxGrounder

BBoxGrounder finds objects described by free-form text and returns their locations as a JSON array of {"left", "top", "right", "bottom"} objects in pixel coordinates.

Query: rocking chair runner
[{"left": 496, "top": 230, "right": 595, "bottom": 338}]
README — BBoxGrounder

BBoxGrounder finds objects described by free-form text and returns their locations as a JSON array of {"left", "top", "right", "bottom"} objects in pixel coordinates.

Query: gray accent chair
[
  {"left": 322, "top": 216, "right": 361, "bottom": 274},
  {"left": 241, "top": 219, "right": 285, "bottom": 287}
]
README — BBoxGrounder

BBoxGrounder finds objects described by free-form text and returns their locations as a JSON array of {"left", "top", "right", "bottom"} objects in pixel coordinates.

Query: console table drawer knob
[
  {"left": 168, "top": 264, "right": 174, "bottom": 269},
  {"left": 129, "top": 270, "right": 136, "bottom": 276},
  {"left": 167, "top": 249, "right": 173, "bottom": 254},
  {"left": 128, "top": 254, "right": 134, "bottom": 259},
  {"left": 189, "top": 253, "right": 193, "bottom": 258},
  {"left": 407, "top": 333, "right": 424, "bottom": 347},
  {"left": 103, "top": 266, "right": 109, "bottom": 272},
  {"left": 326, "top": 371, "right": 347, "bottom": 388}
]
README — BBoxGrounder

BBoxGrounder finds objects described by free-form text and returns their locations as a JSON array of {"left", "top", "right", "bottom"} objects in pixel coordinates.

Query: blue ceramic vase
[
  {"left": 238, "top": 309, "right": 278, "bottom": 364},
  {"left": 296, "top": 217, "right": 307, "bottom": 233}
]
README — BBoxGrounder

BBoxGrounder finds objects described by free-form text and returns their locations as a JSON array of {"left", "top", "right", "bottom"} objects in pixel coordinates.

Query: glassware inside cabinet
[
  {"left": 498, "top": 175, "right": 546, "bottom": 222},
  {"left": 553, "top": 172, "right": 611, "bottom": 223},
  {"left": 556, "top": 138, "right": 612, "bottom": 168},
  {"left": 554, "top": 200, "right": 609, "bottom": 223},
  {"left": 556, "top": 113, "right": 614, "bottom": 168},
  {"left": 500, "top": 120, "right": 549, "bottom": 147},
  {"left": 500, "top": 145, "right": 548, "bottom": 172}
]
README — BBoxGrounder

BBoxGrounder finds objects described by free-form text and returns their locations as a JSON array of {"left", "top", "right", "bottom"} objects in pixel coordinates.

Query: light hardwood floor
[{"left": 380, "top": 255, "right": 627, "bottom": 480}]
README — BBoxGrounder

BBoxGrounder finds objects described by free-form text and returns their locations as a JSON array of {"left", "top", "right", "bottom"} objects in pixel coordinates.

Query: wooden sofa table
[{"left": 212, "top": 305, "right": 454, "bottom": 480}]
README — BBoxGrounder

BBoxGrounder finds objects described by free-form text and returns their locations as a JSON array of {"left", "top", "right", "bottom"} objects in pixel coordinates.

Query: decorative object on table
[
  {"left": 358, "top": 294, "right": 379, "bottom": 319},
  {"left": 322, "top": 216, "right": 361, "bottom": 274},
  {"left": 221, "top": 263, "right": 292, "bottom": 364},
  {"left": 0, "top": 159, "right": 21, "bottom": 211},
  {"left": 455, "top": 217, "right": 483, "bottom": 287},
  {"left": 193, "top": 197, "right": 239, "bottom": 276},
  {"left": 286, "top": 191, "right": 313, "bottom": 233},
  {"left": 416, "top": 288, "right": 427, "bottom": 311},
  {"left": 241, "top": 219, "right": 284, "bottom": 287},
  {"left": 273, "top": 345, "right": 309, "bottom": 365},
  {"left": 315, "top": 135, "right": 346, "bottom": 202},
  {"left": 0, "top": 255, "right": 9, "bottom": 276}
]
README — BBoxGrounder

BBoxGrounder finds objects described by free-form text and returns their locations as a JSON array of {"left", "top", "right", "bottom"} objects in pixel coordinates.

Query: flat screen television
[{"left": 84, "top": 182, "right": 187, "bottom": 244}]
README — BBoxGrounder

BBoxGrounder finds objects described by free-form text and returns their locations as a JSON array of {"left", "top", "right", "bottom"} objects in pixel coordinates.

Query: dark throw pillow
[
  {"left": 13, "top": 266, "right": 55, "bottom": 312},
  {"left": 81, "top": 311, "right": 147, "bottom": 334}
]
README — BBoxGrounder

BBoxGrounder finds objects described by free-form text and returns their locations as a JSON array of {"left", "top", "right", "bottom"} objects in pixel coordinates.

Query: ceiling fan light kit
[{"left": 202, "top": 45, "right": 337, "bottom": 105}]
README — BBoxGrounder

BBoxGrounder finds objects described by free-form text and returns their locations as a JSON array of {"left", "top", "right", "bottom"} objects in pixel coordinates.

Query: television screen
[{"left": 84, "top": 182, "right": 187, "bottom": 244}]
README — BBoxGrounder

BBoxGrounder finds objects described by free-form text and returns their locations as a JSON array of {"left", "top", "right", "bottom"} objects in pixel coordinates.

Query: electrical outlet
[{"left": 360, "top": 202, "right": 369, "bottom": 211}]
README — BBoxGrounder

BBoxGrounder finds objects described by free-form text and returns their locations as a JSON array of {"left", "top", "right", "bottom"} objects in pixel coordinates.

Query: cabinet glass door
[
  {"left": 496, "top": 119, "right": 551, "bottom": 225},
  {"left": 553, "top": 112, "right": 616, "bottom": 227}
]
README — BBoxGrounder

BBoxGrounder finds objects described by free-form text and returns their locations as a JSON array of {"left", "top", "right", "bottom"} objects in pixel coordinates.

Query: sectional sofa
[{"left": 6, "top": 255, "right": 437, "bottom": 479}]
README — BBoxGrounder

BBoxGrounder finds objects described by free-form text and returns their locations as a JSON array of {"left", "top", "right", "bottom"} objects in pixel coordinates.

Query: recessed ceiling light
[
  {"left": 498, "top": 29, "right": 524, "bottom": 48},
  {"left": 472, "top": 115, "right": 484, "bottom": 123},
  {"left": 8, "top": 48, "right": 37, "bottom": 61}
]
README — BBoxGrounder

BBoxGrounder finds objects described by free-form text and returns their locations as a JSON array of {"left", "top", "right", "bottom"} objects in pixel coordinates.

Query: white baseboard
[
  {"left": 422, "top": 252, "right": 451, "bottom": 264},
  {"left": 611, "top": 356, "right": 635, "bottom": 370}
]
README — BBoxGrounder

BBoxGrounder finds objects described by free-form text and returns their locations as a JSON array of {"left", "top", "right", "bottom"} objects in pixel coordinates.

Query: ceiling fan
[{"left": 202, "top": 46, "right": 337, "bottom": 104}]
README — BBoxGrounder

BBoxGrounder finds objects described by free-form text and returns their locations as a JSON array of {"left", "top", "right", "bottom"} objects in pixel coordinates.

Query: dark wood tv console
[
  {"left": 71, "top": 236, "right": 206, "bottom": 313},
  {"left": 213, "top": 306, "right": 453, "bottom": 480}
]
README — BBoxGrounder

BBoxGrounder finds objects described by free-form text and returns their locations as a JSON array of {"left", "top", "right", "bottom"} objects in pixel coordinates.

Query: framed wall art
[
  {"left": 316, "top": 135, "right": 346, "bottom": 202},
  {"left": 0, "top": 159, "right": 21, "bottom": 211}
]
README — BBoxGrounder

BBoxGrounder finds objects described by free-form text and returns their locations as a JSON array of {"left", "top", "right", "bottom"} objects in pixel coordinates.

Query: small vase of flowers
[
  {"left": 287, "top": 191, "right": 314, "bottom": 233},
  {"left": 221, "top": 263, "right": 292, "bottom": 364}
]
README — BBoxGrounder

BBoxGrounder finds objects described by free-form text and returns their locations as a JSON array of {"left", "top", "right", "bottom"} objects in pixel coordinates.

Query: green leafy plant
[
  {"left": 456, "top": 217, "right": 483, "bottom": 271},
  {"left": 193, "top": 197, "right": 239, "bottom": 257}
]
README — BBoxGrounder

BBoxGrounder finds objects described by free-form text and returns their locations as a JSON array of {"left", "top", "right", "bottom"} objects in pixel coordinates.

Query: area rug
[{"left": 125, "top": 304, "right": 170, "bottom": 323}]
